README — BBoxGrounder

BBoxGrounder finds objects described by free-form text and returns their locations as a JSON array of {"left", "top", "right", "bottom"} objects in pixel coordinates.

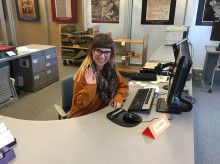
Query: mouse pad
[{"left": 107, "top": 108, "right": 142, "bottom": 127}]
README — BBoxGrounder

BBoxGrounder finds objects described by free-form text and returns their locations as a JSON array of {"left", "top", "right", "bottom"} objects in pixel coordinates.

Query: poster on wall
[
  {"left": 141, "top": 0, "right": 176, "bottom": 25},
  {"left": 15, "top": 0, "right": 39, "bottom": 21},
  {"left": 196, "top": 0, "right": 220, "bottom": 26},
  {"left": 51, "top": 0, "right": 76, "bottom": 22},
  {"left": 91, "top": 0, "right": 120, "bottom": 23}
]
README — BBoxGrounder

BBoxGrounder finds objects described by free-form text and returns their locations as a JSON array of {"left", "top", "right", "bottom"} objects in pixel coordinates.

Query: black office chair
[{"left": 54, "top": 75, "right": 74, "bottom": 119}]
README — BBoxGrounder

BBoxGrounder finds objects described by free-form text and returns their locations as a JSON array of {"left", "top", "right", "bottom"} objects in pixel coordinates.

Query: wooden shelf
[
  {"left": 60, "top": 33, "right": 93, "bottom": 37},
  {"left": 61, "top": 46, "right": 88, "bottom": 49},
  {"left": 59, "top": 24, "right": 100, "bottom": 66},
  {"left": 113, "top": 34, "right": 149, "bottom": 73},
  {"left": 115, "top": 54, "right": 142, "bottom": 59},
  {"left": 116, "top": 63, "right": 140, "bottom": 73},
  {"left": 113, "top": 38, "right": 143, "bottom": 44}
]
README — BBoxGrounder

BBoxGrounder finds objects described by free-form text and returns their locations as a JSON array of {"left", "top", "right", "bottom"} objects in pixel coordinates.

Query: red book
[{"left": 0, "top": 46, "right": 16, "bottom": 52}]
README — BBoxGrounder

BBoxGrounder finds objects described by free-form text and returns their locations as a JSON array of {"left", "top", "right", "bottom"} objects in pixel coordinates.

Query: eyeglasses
[{"left": 94, "top": 49, "right": 112, "bottom": 57}]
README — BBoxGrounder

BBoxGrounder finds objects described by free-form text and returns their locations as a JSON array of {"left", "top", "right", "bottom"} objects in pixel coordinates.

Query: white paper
[{"left": 6, "top": 51, "right": 16, "bottom": 56}]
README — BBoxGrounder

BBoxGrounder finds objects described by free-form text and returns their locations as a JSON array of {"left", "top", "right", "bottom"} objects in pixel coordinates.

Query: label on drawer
[
  {"left": 46, "top": 62, "right": 51, "bottom": 67},
  {"left": 32, "top": 59, "right": 38, "bottom": 64},
  {"left": 46, "top": 55, "right": 50, "bottom": 59},
  {"left": 47, "top": 70, "right": 51, "bottom": 74},
  {"left": 34, "top": 74, "right": 39, "bottom": 80}
]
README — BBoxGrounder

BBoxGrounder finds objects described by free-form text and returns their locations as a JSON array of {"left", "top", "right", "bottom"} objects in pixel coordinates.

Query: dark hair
[
  {"left": 76, "top": 33, "right": 115, "bottom": 80},
  {"left": 88, "top": 33, "right": 115, "bottom": 57}
]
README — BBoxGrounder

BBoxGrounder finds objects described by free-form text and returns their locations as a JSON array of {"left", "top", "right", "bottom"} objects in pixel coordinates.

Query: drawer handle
[
  {"left": 34, "top": 75, "right": 39, "bottom": 80},
  {"left": 46, "top": 63, "right": 51, "bottom": 67},
  {"left": 32, "top": 59, "right": 38, "bottom": 64},
  {"left": 47, "top": 70, "right": 51, "bottom": 74}
]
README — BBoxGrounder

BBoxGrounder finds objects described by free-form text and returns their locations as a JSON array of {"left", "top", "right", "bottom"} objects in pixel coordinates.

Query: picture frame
[
  {"left": 141, "top": 0, "right": 177, "bottom": 25},
  {"left": 91, "top": 0, "right": 120, "bottom": 23},
  {"left": 195, "top": 0, "right": 219, "bottom": 26},
  {"left": 51, "top": 0, "right": 76, "bottom": 23},
  {"left": 15, "top": 0, "right": 39, "bottom": 21}
]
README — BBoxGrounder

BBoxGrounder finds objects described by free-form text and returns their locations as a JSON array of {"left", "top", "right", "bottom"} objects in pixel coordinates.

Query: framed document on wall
[
  {"left": 141, "top": 0, "right": 176, "bottom": 25},
  {"left": 51, "top": 0, "right": 76, "bottom": 22},
  {"left": 15, "top": 0, "right": 39, "bottom": 21}
]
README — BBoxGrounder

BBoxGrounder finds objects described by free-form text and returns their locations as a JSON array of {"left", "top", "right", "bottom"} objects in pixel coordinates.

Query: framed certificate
[
  {"left": 141, "top": 0, "right": 176, "bottom": 25},
  {"left": 51, "top": 0, "right": 76, "bottom": 22}
]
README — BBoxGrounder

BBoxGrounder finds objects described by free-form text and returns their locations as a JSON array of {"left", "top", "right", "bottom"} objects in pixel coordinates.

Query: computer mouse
[{"left": 123, "top": 112, "right": 142, "bottom": 124}]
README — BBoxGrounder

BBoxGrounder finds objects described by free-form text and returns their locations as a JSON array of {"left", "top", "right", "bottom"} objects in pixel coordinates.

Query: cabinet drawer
[
  {"left": 45, "top": 52, "right": 57, "bottom": 61},
  {"left": 33, "top": 71, "right": 47, "bottom": 88},
  {"left": 32, "top": 53, "right": 46, "bottom": 73},
  {"left": 45, "top": 58, "right": 57, "bottom": 69},
  {"left": 46, "top": 65, "right": 58, "bottom": 82}
]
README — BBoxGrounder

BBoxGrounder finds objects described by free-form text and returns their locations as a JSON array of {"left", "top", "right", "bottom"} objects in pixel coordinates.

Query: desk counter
[
  {"left": 149, "top": 45, "right": 174, "bottom": 62},
  {"left": 1, "top": 83, "right": 194, "bottom": 164}
]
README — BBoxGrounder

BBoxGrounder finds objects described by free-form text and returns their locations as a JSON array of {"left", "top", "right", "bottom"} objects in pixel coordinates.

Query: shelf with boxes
[
  {"left": 113, "top": 34, "right": 149, "bottom": 73},
  {"left": 59, "top": 24, "right": 100, "bottom": 66}
]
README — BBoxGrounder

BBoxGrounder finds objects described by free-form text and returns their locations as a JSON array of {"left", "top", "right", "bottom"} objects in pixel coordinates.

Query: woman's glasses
[{"left": 94, "top": 49, "right": 112, "bottom": 57}]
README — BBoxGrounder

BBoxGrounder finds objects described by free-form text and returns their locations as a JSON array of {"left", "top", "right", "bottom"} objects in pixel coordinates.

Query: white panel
[{"left": 185, "top": 0, "right": 219, "bottom": 70}]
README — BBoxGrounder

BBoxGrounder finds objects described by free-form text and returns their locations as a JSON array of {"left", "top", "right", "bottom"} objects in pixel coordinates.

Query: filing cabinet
[{"left": 12, "top": 45, "right": 59, "bottom": 92}]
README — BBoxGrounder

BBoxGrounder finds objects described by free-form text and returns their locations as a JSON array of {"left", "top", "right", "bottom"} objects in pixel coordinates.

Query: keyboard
[{"left": 128, "top": 88, "right": 155, "bottom": 113}]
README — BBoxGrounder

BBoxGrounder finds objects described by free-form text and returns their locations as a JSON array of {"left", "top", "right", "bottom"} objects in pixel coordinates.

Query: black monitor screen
[
  {"left": 156, "top": 40, "right": 193, "bottom": 114},
  {"left": 210, "top": 21, "right": 220, "bottom": 41}
]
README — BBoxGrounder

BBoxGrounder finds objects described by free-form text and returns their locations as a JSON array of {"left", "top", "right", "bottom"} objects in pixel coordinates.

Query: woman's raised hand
[{"left": 85, "top": 67, "right": 96, "bottom": 84}]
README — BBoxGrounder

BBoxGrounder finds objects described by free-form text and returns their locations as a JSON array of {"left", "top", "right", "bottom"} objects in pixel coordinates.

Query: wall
[
  {"left": 86, "top": 0, "right": 188, "bottom": 64},
  {"left": 131, "top": 0, "right": 187, "bottom": 60},
  {"left": 185, "top": 0, "right": 219, "bottom": 70},
  {"left": 1, "top": 0, "right": 13, "bottom": 45},
  {"left": 85, "top": 0, "right": 126, "bottom": 38},
  {"left": 10, "top": 0, "right": 84, "bottom": 56},
  {"left": 85, "top": 0, "right": 218, "bottom": 70}
]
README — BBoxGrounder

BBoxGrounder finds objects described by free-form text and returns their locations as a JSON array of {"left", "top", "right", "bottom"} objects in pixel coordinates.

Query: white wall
[
  {"left": 85, "top": 0, "right": 218, "bottom": 70},
  {"left": 185, "top": 0, "right": 219, "bottom": 70},
  {"left": 131, "top": 0, "right": 187, "bottom": 60}
]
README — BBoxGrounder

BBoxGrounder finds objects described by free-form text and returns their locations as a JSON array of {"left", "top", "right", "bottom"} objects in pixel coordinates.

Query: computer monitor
[
  {"left": 172, "top": 38, "right": 191, "bottom": 62},
  {"left": 210, "top": 20, "right": 220, "bottom": 51},
  {"left": 156, "top": 42, "right": 193, "bottom": 114}
]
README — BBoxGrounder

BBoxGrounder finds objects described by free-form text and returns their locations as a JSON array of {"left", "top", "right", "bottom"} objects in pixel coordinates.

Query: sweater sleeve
[
  {"left": 111, "top": 71, "right": 129, "bottom": 105},
  {"left": 72, "top": 72, "right": 97, "bottom": 109}
]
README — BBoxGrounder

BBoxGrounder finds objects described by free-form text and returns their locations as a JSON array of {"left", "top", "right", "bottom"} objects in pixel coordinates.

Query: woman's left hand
[{"left": 112, "top": 101, "right": 122, "bottom": 109}]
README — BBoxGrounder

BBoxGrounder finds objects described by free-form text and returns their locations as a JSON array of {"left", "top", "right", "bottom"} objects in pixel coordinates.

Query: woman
[{"left": 70, "top": 33, "right": 129, "bottom": 118}]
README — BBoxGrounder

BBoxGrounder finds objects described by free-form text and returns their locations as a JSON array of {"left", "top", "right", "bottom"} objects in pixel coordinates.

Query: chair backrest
[{"left": 62, "top": 75, "right": 74, "bottom": 113}]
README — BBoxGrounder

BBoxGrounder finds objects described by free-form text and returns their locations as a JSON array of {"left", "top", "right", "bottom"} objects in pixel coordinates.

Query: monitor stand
[{"left": 156, "top": 98, "right": 181, "bottom": 114}]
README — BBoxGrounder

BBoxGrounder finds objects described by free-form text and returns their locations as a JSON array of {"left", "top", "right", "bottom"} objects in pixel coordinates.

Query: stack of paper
[{"left": 0, "top": 123, "right": 16, "bottom": 149}]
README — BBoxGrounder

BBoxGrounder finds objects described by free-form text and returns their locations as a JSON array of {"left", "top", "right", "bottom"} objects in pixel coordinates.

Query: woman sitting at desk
[{"left": 70, "top": 34, "right": 129, "bottom": 118}]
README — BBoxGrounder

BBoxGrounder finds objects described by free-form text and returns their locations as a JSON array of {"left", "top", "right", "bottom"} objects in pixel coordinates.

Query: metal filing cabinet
[{"left": 12, "top": 45, "right": 59, "bottom": 92}]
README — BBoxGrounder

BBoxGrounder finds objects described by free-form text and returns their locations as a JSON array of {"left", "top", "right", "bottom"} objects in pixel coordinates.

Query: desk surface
[
  {"left": 0, "top": 82, "right": 194, "bottom": 164},
  {"left": 149, "top": 45, "right": 174, "bottom": 62},
  {"left": 0, "top": 44, "right": 194, "bottom": 164},
  {"left": 206, "top": 45, "right": 220, "bottom": 54},
  {"left": 0, "top": 44, "right": 56, "bottom": 63}
]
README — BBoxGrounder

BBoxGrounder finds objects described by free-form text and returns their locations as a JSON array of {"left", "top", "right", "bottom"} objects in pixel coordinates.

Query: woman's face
[{"left": 92, "top": 48, "right": 111, "bottom": 70}]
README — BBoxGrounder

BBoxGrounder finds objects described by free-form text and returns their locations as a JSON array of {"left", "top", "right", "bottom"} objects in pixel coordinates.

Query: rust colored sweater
[{"left": 70, "top": 69, "right": 129, "bottom": 118}]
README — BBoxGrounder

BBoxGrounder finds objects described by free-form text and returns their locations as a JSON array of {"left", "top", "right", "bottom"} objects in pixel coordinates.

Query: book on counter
[{"left": 0, "top": 123, "right": 17, "bottom": 149}]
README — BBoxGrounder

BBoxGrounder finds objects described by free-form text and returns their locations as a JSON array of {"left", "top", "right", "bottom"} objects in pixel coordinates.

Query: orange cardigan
[{"left": 70, "top": 69, "right": 129, "bottom": 118}]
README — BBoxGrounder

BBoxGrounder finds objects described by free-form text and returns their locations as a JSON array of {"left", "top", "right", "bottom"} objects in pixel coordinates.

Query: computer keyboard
[{"left": 128, "top": 88, "right": 155, "bottom": 113}]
